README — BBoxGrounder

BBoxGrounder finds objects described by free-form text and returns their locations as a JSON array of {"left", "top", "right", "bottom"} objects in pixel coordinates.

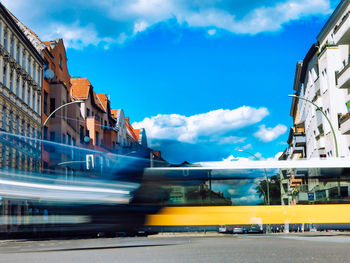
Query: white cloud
[
  {"left": 41, "top": 22, "right": 117, "bottom": 50},
  {"left": 254, "top": 124, "right": 287, "bottom": 142},
  {"left": 133, "top": 106, "right": 269, "bottom": 144},
  {"left": 2, "top": 0, "right": 333, "bottom": 49},
  {"left": 207, "top": 29, "right": 217, "bottom": 36},
  {"left": 242, "top": 143, "right": 252, "bottom": 150},
  {"left": 217, "top": 136, "right": 246, "bottom": 145}
]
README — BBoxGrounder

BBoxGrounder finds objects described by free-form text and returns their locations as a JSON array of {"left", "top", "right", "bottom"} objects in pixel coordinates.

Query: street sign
[{"left": 308, "top": 193, "right": 315, "bottom": 201}]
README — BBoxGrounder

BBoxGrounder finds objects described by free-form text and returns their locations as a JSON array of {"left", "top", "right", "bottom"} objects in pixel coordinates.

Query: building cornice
[{"left": 0, "top": 3, "right": 44, "bottom": 65}]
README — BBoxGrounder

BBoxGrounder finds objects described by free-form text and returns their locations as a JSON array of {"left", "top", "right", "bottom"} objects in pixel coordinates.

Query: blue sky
[{"left": 4, "top": 0, "right": 341, "bottom": 163}]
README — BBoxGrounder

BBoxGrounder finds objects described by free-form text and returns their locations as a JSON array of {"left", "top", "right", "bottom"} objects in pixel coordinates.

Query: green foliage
[{"left": 255, "top": 174, "right": 281, "bottom": 205}]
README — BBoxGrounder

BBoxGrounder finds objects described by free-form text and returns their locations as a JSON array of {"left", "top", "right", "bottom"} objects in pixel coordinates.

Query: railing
[
  {"left": 334, "top": 11, "right": 350, "bottom": 35},
  {"left": 336, "top": 57, "right": 350, "bottom": 85}
]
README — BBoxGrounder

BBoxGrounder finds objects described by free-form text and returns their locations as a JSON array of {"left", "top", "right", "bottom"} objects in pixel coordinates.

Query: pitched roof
[
  {"left": 111, "top": 109, "right": 120, "bottom": 119},
  {"left": 93, "top": 91, "right": 105, "bottom": 112},
  {"left": 125, "top": 118, "right": 138, "bottom": 142},
  {"left": 133, "top": 129, "right": 140, "bottom": 142},
  {"left": 70, "top": 78, "right": 105, "bottom": 112},
  {"left": 71, "top": 78, "right": 91, "bottom": 99},
  {"left": 97, "top": 93, "right": 108, "bottom": 111}
]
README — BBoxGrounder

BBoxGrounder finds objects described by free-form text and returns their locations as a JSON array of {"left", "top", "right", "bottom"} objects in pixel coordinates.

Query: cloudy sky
[{"left": 3, "top": 0, "right": 341, "bottom": 163}]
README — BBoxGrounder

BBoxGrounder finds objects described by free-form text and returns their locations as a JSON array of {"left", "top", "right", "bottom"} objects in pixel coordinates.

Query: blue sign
[{"left": 308, "top": 193, "right": 315, "bottom": 201}]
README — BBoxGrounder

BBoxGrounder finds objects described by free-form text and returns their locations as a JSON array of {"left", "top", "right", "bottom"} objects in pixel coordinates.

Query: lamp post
[
  {"left": 238, "top": 149, "right": 270, "bottom": 205},
  {"left": 288, "top": 94, "right": 341, "bottom": 197},
  {"left": 288, "top": 94, "right": 339, "bottom": 157},
  {"left": 40, "top": 100, "right": 84, "bottom": 138}
]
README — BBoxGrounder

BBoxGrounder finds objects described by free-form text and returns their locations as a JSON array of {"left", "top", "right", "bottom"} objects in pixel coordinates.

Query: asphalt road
[{"left": 0, "top": 234, "right": 350, "bottom": 262}]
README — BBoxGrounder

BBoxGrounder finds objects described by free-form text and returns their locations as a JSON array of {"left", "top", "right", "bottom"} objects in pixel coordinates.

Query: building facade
[
  {"left": 41, "top": 39, "right": 84, "bottom": 174},
  {"left": 281, "top": 0, "right": 350, "bottom": 205},
  {"left": 0, "top": 4, "right": 44, "bottom": 172}
]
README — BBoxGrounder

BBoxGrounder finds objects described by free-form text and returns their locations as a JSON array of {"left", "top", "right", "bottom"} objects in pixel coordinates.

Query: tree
[{"left": 255, "top": 174, "right": 281, "bottom": 205}]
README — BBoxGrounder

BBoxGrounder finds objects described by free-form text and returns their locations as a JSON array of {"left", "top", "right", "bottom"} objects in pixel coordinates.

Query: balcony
[
  {"left": 314, "top": 76, "right": 320, "bottom": 93},
  {"left": 293, "top": 134, "right": 306, "bottom": 147},
  {"left": 336, "top": 61, "right": 350, "bottom": 89},
  {"left": 316, "top": 110, "right": 323, "bottom": 128},
  {"left": 317, "top": 135, "right": 326, "bottom": 148},
  {"left": 292, "top": 146, "right": 305, "bottom": 156},
  {"left": 334, "top": 11, "right": 350, "bottom": 45},
  {"left": 339, "top": 113, "right": 350, "bottom": 135}
]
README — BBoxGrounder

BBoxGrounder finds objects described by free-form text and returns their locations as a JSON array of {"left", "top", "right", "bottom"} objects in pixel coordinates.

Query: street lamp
[
  {"left": 288, "top": 94, "right": 341, "bottom": 198},
  {"left": 237, "top": 149, "right": 270, "bottom": 205},
  {"left": 288, "top": 94, "right": 339, "bottom": 157},
  {"left": 40, "top": 100, "right": 84, "bottom": 138}
]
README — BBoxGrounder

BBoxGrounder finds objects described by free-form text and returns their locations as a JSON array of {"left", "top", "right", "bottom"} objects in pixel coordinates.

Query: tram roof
[{"left": 146, "top": 158, "right": 350, "bottom": 171}]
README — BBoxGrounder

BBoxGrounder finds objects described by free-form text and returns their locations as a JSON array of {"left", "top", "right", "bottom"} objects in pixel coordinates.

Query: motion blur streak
[
  {"left": 0, "top": 216, "right": 90, "bottom": 225},
  {"left": 146, "top": 205, "right": 350, "bottom": 226},
  {"left": 0, "top": 178, "right": 130, "bottom": 194},
  {"left": 0, "top": 171, "right": 136, "bottom": 204}
]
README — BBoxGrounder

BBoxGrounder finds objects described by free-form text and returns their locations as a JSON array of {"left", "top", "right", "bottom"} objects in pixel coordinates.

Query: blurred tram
[
  {"left": 141, "top": 159, "right": 350, "bottom": 232},
  {"left": 0, "top": 132, "right": 159, "bottom": 238},
  {"left": 2, "top": 130, "right": 350, "bottom": 237}
]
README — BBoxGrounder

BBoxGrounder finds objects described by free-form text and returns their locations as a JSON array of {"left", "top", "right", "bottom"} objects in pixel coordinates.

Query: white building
[
  {"left": 281, "top": 0, "right": 350, "bottom": 205},
  {"left": 284, "top": 0, "right": 350, "bottom": 161}
]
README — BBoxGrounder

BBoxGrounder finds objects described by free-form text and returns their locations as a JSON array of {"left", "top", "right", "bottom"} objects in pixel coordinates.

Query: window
[
  {"left": 33, "top": 93, "right": 36, "bottom": 112},
  {"left": 16, "top": 77, "right": 20, "bottom": 95},
  {"left": 322, "top": 68, "right": 328, "bottom": 92},
  {"left": 44, "top": 91, "right": 48, "bottom": 115},
  {"left": 28, "top": 57, "right": 32, "bottom": 76},
  {"left": 27, "top": 86, "right": 30, "bottom": 106},
  {"left": 87, "top": 108, "right": 90, "bottom": 117},
  {"left": 37, "top": 96, "right": 40, "bottom": 114},
  {"left": 59, "top": 55, "right": 63, "bottom": 69},
  {"left": 33, "top": 63, "right": 37, "bottom": 82},
  {"left": 95, "top": 131, "right": 99, "bottom": 146},
  {"left": 2, "top": 106, "right": 6, "bottom": 130},
  {"left": 49, "top": 132, "right": 55, "bottom": 142},
  {"left": 80, "top": 126, "right": 84, "bottom": 143},
  {"left": 43, "top": 126, "right": 48, "bottom": 140},
  {"left": 9, "top": 71, "right": 13, "bottom": 92},
  {"left": 3, "top": 64, "right": 7, "bottom": 87},
  {"left": 16, "top": 44, "right": 20, "bottom": 63},
  {"left": 50, "top": 98, "right": 56, "bottom": 117},
  {"left": 22, "top": 51, "right": 26, "bottom": 70},
  {"left": 4, "top": 29, "right": 8, "bottom": 51},
  {"left": 10, "top": 38, "right": 14, "bottom": 57},
  {"left": 22, "top": 81, "right": 25, "bottom": 102},
  {"left": 38, "top": 68, "right": 42, "bottom": 87}
]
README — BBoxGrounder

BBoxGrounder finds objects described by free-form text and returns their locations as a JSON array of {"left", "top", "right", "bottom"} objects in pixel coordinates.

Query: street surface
[{"left": 0, "top": 233, "right": 350, "bottom": 262}]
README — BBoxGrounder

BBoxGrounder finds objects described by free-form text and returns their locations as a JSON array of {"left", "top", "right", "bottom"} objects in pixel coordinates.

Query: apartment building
[
  {"left": 0, "top": 4, "right": 44, "bottom": 172},
  {"left": 281, "top": 0, "right": 350, "bottom": 205},
  {"left": 41, "top": 39, "right": 84, "bottom": 172},
  {"left": 70, "top": 78, "right": 106, "bottom": 150}
]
